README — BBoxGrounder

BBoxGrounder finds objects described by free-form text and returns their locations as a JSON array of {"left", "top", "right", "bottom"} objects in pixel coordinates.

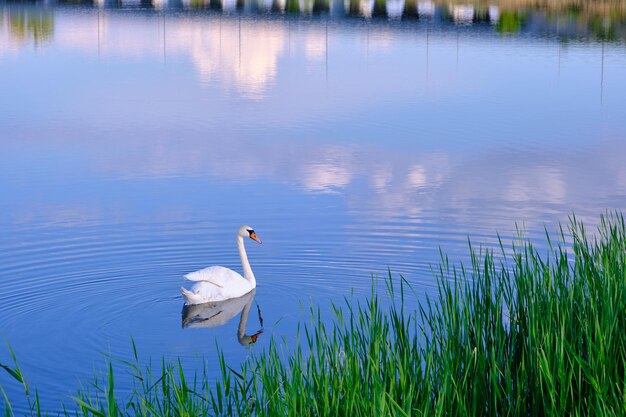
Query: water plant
[{"left": 2, "top": 213, "right": 626, "bottom": 416}]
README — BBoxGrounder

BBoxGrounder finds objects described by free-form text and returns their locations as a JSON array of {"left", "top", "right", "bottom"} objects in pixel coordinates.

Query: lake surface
[{"left": 1, "top": 0, "right": 626, "bottom": 412}]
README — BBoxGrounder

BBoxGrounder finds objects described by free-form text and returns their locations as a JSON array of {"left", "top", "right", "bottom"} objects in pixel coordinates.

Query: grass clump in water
[
  {"left": 2, "top": 213, "right": 626, "bottom": 416},
  {"left": 244, "top": 214, "right": 626, "bottom": 416}
]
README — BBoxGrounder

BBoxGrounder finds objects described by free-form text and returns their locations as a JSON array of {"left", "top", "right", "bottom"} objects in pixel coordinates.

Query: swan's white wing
[
  {"left": 182, "top": 266, "right": 253, "bottom": 304},
  {"left": 185, "top": 266, "right": 243, "bottom": 285}
]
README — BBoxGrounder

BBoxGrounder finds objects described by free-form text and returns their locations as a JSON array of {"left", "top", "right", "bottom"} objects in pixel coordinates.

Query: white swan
[{"left": 181, "top": 225, "right": 261, "bottom": 305}]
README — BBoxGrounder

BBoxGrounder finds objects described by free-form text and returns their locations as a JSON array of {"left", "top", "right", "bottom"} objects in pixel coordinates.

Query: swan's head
[
  {"left": 239, "top": 225, "right": 262, "bottom": 244},
  {"left": 239, "top": 329, "right": 264, "bottom": 346}
]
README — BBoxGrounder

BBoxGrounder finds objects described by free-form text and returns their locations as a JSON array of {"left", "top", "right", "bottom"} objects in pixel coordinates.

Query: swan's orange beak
[
  {"left": 250, "top": 231, "right": 262, "bottom": 244},
  {"left": 250, "top": 330, "right": 264, "bottom": 343}
]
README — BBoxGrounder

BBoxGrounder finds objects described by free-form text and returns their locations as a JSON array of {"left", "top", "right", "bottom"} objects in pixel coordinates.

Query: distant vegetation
[
  {"left": 2, "top": 0, "right": 626, "bottom": 42},
  {"left": 2, "top": 212, "right": 626, "bottom": 416}
]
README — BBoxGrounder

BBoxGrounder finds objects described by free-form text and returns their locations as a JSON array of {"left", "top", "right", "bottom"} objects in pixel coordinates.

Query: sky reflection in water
[{"left": 1, "top": 0, "right": 626, "bottom": 412}]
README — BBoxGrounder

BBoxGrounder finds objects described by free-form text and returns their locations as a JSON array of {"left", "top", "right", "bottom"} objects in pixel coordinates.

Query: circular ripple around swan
[{"left": 0, "top": 210, "right": 563, "bottom": 414}]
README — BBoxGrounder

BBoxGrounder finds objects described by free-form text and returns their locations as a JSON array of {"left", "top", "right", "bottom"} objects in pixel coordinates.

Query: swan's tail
[{"left": 181, "top": 287, "right": 204, "bottom": 305}]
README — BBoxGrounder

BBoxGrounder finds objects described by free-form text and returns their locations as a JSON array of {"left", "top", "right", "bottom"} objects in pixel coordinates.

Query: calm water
[{"left": 1, "top": 0, "right": 626, "bottom": 411}]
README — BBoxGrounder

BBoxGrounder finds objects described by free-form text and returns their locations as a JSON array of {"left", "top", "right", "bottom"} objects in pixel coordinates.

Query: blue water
[{"left": 1, "top": 0, "right": 626, "bottom": 412}]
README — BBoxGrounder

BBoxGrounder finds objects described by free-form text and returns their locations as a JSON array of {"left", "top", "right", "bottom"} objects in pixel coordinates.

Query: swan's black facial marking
[{"left": 247, "top": 229, "right": 262, "bottom": 243}]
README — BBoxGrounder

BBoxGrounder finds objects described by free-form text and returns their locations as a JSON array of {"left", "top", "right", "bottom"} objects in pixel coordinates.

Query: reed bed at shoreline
[{"left": 2, "top": 214, "right": 626, "bottom": 416}]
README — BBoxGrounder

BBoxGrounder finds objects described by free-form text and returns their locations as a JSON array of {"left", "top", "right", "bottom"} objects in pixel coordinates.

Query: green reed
[{"left": 2, "top": 213, "right": 626, "bottom": 416}]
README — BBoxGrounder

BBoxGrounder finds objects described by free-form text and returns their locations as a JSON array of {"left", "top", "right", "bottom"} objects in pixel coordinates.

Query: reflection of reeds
[
  {"left": 2, "top": 213, "right": 626, "bottom": 415},
  {"left": 6, "top": 7, "right": 54, "bottom": 45},
  {"left": 447, "top": 0, "right": 626, "bottom": 39},
  {"left": 449, "top": 0, "right": 626, "bottom": 13}
]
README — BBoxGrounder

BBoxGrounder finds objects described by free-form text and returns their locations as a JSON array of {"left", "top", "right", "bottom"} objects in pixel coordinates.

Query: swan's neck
[
  {"left": 237, "top": 296, "right": 253, "bottom": 343},
  {"left": 237, "top": 235, "right": 256, "bottom": 286}
]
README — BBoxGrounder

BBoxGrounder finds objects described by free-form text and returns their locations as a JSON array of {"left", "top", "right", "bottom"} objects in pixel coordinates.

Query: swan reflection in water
[{"left": 181, "top": 289, "right": 264, "bottom": 345}]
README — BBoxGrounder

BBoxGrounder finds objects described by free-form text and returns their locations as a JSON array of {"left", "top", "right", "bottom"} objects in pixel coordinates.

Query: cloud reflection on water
[
  {"left": 47, "top": 14, "right": 287, "bottom": 98},
  {"left": 7, "top": 125, "right": 624, "bottom": 236},
  {"left": 1, "top": 6, "right": 625, "bottom": 235}
]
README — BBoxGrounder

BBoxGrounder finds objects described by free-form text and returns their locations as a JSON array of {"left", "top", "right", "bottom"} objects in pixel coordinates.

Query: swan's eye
[{"left": 247, "top": 229, "right": 254, "bottom": 235}]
